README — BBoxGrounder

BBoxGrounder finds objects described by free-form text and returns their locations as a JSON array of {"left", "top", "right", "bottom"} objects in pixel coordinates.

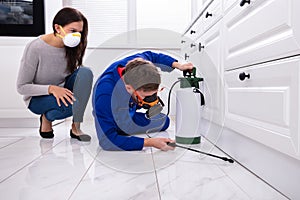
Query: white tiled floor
[{"left": 0, "top": 119, "right": 287, "bottom": 200}]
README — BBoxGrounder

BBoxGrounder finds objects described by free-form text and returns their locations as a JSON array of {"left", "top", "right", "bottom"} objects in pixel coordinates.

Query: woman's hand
[
  {"left": 48, "top": 85, "right": 75, "bottom": 107},
  {"left": 172, "top": 62, "right": 194, "bottom": 71},
  {"left": 144, "top": 137, "right": 175, "bottom": 151}
]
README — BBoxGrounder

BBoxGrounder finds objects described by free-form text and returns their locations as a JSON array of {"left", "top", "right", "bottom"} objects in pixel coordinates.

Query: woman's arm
[{"left": 16, "top": 41, "right": 49, "bottom": 96}]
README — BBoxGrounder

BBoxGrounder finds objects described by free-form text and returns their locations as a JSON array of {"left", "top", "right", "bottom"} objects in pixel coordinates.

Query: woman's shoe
[
  {"left": 70, "top": 130, "right": 91, "bottom": 142},
  {"left": 39, "top": 115, "right": 54, "bottom": 139}
]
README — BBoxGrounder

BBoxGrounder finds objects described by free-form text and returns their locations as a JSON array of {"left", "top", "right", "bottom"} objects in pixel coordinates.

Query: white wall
[
  {"left": 0, "top": 0, "right": 63, "bottom": 127},
  {"left": 0, "top": 1, "right": 183, "bottom": 127}
]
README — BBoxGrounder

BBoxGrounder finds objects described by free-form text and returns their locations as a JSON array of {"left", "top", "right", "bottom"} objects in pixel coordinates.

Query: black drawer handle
[
  {"left": 205, "top": 12, "right": 212, "bottom": 18},
  {"left": 190, "top": 43, "right": 196, "bottom": 48},
  {"left": 240, "top": 0, "right": 251, "bottom": 7},
  {"left": 184, "top": 53, "right": 189, "bottom": 60},
  {"left": 181, "top": 40, "right": 186, "bottom": 43},
  {"left": 190, "top": 30, "right": 196, "bottom": 34},
  {"left": 199, "top": 42, "right": 205, "bottom": 52},
  {"left": 239, "top": 72, "right": 250, "bottom": 81}
]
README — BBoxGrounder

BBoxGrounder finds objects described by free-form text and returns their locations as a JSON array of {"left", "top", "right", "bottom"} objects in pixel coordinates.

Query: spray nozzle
[{"left": 178, "top": 67, "right": 203, "bottom": 89}]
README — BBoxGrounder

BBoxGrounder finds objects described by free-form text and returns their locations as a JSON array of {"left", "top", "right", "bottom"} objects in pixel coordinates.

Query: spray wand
[{"left": 167, "top": 142, "right": 234, "bottom": 163}]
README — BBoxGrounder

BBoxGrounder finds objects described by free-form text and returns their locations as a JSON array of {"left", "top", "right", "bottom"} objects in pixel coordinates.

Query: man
[{"left": 93, "top": 51, "right": 193, "bottom": 151}]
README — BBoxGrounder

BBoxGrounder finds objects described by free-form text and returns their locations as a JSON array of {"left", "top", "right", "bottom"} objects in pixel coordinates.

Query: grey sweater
[{"left": 17, "top": 37, "right": 70, "bottom": 106}]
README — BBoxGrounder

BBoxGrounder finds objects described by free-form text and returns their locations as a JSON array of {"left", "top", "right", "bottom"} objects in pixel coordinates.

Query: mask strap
[
  {"left": 133, "top": 91, "right": 143, "bottom": 106},
  {"left": 55, "top": 25, "right": 66, "bottom": 39}
]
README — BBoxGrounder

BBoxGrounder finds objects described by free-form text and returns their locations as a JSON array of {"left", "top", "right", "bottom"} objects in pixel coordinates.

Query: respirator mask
[
  {"left": 134, "top": 91, "right": 165, "bottom": 119},
  {"left": 56, "top": 25, "right": 81, "bottom": 48}
]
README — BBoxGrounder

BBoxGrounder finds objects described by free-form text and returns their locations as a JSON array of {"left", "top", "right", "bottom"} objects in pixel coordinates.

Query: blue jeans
[{"left": 28, "top": 67, "right": 93, "bottom": 122}]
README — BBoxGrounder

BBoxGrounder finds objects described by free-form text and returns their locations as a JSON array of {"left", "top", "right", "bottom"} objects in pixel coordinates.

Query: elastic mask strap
[
  {"left": 55, "top": 25, "right": 66, "bottom": 39},
  {"left": 134, "top": 91, "right": 144, "bottom": 106}
]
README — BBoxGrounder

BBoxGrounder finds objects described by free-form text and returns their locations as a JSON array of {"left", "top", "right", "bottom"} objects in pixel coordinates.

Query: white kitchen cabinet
[
  {"left": 182, "top": 0, "right": 300, "bottom": 198},
  {"left": 202, "top": 0, "right": 223, "bottom": 31},
  {"left": 225, "top": 56, "right": 300, "bottom": 159},
  {"left": 181, "top": 17, "right": 205, "bottom": 60},
  {"left": 223, "top": 0, "right": 300, "bottom": 70},
  {"left": 189, "top": 21, "right": 224, "bottom": 125},
  {"left": 223, "top": 0, "right": 238, "bottom": 14}
]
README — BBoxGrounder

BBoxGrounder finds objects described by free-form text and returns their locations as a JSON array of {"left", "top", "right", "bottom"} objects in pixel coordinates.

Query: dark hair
[
  {"left": 124, "top": 58, "right": 160, "bottom": 91},
  {"left": 52, "top": 7, "right": 88, "bottom": 73}
]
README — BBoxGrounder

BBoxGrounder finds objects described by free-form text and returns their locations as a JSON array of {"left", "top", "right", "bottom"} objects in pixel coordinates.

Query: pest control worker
[{"left": 93, "top": 51, "right": 193, "bottom": 151}]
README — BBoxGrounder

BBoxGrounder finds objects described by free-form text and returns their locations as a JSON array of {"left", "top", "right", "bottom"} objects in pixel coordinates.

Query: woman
[{"left": 17, "top": 7, "right": 93, "bottom": 142}]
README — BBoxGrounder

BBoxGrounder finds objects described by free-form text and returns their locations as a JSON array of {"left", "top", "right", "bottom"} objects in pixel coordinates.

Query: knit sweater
[
  {"left": 16, "top": 37, "right": 69, "bottom": 106},
  {"left": 92, "top": 51, "right": 177, "bottom": 151}
]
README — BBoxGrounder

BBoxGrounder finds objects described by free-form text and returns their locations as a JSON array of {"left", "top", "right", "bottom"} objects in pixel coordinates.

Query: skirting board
[
  {"left": 201, "top": 119, "right": 300, "bottom": 200},
  {"left": 0, "top": 118, "right": 65, "bottom": 128}
]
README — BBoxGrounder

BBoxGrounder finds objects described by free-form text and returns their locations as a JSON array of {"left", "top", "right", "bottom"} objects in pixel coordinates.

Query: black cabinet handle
[
  {"left": 239, "top": 72, "right": 250, "bottom": 81},
  {"left": 198, "top": 42, "right": 205, "bottom": 52},
  {"left": 190, "top": 30, "right": 196, "bottom": 34},
  {"left": 190, "top": 43, "right": 196, "bottom": 48},
  {"left": 184, "top": 53, "right": 189, "bottom": 60},
  {"left": 205, "top": 12, "right": 212, "bottom": 18},
  {"left": 240, "top": 0, "right": 251, "bottom": 7},
  {"left": 181, "top": 40, "right": 186, "bottom": 43}
]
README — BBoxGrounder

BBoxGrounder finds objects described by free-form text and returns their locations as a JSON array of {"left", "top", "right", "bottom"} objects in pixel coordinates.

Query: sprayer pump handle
[{"left": 183, "top": 67, "right": 196, "bottom": 78}]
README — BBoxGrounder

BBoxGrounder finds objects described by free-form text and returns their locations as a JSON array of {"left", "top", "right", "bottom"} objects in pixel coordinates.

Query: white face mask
[{"left": 57, "top": 25, "right": 81, "bottom": 48}]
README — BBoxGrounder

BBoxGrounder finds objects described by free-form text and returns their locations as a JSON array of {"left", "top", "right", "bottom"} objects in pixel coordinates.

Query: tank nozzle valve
[{"left": 178, "top": 67, "right": 203, "bottom": 89}]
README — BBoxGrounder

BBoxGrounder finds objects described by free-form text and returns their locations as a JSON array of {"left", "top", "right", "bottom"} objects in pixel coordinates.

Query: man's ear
[{"left": 125, "top": 84, "right": 134, "bottom": 94}]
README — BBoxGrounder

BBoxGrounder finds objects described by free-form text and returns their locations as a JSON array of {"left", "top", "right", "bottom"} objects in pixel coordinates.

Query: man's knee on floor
[{"left": 161, "top": 116, "right": 170, "bottom": 131}]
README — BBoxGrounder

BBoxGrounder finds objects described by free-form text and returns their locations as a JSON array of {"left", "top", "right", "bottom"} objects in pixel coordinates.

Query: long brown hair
[{"left": 52, "top": 7, "right": 88, "bottom": 73}]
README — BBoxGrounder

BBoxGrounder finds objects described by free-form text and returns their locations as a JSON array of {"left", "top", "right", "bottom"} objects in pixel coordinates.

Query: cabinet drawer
[
  {"left": 186, "top": 18, "right": 204, "bottom": 42},
  {"left": 225, "top": 56, "right": 300, "bottom": 159},
  {"left": 223, "top": 0, "right": 238, "bottom": 14},
  {"left": 223, "top": 0, "right": 300, "bottom": 70},
  {"left": 202, "top": 0, "right": 223, "bottom": 31},
  {"left": 191, "top": 21, "right": 224, "bottom": 125}
]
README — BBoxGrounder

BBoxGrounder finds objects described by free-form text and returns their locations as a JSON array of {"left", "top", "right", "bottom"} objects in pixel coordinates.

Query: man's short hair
[{"left": 123, "top": 58, "right": 160, "bottom": 91}]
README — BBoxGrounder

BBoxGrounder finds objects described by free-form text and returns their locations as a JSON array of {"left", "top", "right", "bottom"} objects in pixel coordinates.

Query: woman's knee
[
  {"left": 78, "top": 67, "right": 93, "bottom": 80},
  {"left": 45, "top": 104, "right": 73, "bottom": 121}
]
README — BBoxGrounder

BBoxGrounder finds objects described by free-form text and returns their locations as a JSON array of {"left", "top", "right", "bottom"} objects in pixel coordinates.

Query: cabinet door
[
  {"left": 225, "top": 56, "right": 300, "bottom": 159},
  {"left": 181, "top": 17, "right": 204, "bottom": 60},
  {"left": 202, "top": 0, "right": 223, "bottom": 31},
  {"left": 223, "top": 0, "right": 300, "bottom": 70},
  {"left": 190, "top": 21, "right": 224, "bottom": 125},
  {"left": 186, "top": 17, "right": 204, "bottom": 42}
]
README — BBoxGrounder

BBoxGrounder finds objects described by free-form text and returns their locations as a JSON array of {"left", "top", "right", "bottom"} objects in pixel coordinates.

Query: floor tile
[
  {"left": 0, "top": 137, "right": 64, "bottom": 183},
  {"left": 0, "top": 139, "right": 95, "bottom": 200},
  {"left": 0, "top": 119, "right": 289, "bottom": 200},
  {"left": 0, "top": 137, "right": 23, "bottom": 149},
  {"left": 69, "top": 150, "right": 159, "bottom": 200},
  {"left": 154, "top": 152, "right": 250, "bottom": 200},
  {"left": 217, "top": 161, "right": 287, "bottom": 200}
]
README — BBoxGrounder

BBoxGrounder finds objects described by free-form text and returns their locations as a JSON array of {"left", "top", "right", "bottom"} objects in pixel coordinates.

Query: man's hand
[
  {"left": 144, "top": 137, "right": 175, "bottom": 151},
  {"left": 172, "top": 62, "right": 194, "bottom": 71},
  {"left": 48, "top": 85, "right": 76, "bottom": 107}
]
